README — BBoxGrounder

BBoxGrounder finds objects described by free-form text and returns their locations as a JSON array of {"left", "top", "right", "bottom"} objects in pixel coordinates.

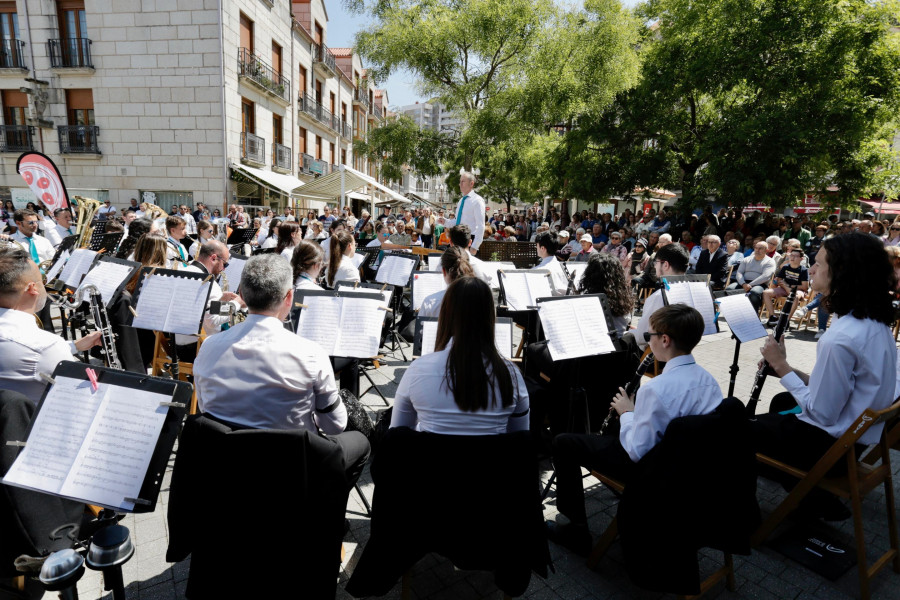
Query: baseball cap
[
  {"left": 580, "top": 234, "right": 593, "bottom": 243},
  {"left": 559, "top": 230, "right": 570, "bottom": 238}
]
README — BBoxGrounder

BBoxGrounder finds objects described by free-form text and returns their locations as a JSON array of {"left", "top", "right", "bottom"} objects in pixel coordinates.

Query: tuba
[
  {"left": 142, "top": 201, "right": 167, "bottom": 222},
  {"left": 72, "top": 195, "right": 102, "bottom": 248}
]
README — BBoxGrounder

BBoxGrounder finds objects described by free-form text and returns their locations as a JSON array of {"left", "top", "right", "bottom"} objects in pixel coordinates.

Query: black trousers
[
  {"left": 332, "top": 431, "right": 371, "bottom": 490},
  {"left": 331, "top": 357, "right": 360, "bottom": 398},
  {"left": 552, "top": 433, "right": 636, "bottom": 524}
]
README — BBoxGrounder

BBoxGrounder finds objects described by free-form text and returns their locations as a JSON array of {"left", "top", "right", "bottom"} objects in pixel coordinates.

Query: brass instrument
[
  {"left": 72, "top": 195, "right": 102, "bottom": 248},
  {"left": 59, "top": 283, "right": 122, "bottom": 369},
  {"left": 219, "top": 271, "right": 246, "bottom": 325},
  {"left": 142, "top": 201, "right": 167, "bottom": 222}
]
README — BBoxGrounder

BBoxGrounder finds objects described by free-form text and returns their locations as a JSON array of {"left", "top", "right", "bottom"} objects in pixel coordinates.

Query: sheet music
[
  {"left": 499, "top": 272, "right": 533, "bottom": 310},
  {"left": 78, "top": 261, "right": 135, "bottom": 305},
  {"left": 335, "top": 297, "right": 385, "bottom": 358},
  {"left": 420, "top": 320, "right": 438, "bottom": 356},
  {"left": 375, "top": 255, "right": 416, "bottom": 287},
  {"left": 3, "top": 377, "right": 171, "bottom": 511},
  {"left": 130, "top": 275, "right": 171, "bottom": 331},
  {"left": 132, "top": 273, "right": 211, "bottom": 335},
  {"left": 334, "top": 283, "right": 390, "bottom": 305},
  {"left": 46, "top": 249, "right": 70, "bottom": 282},
  {"left": 418, "top": 320, "right": 513, "bottom": 359},
  {"left": 428, "top": 255, "right": 443, "bottom": 271},
  {"left": 351, "top": 253, "right": 365, "bottom": 269},
  {"left": 539, "top": 297, "right": 616, "bottom": 360},
  {"left": 223, "top": 256, "right": 247, "bottom": 291},
  {"left": 412, "top": 271, "right": 447, "bottom": 311},
  {"left": 59, "top": 249, "right": 97, "bottom": 288},
  {"left": 527, "top": 273, "right": 555, "bottom": 303},
  {"left": 484, "top": 261, "right": 516, "bottom": 288},
  {"left": 717, "top": 294, "right": 768, "bottom": 342},
  {"left": 565, "top": 262, "right": 588, "bottom": 290},
  {"left": 297, "top": 295, "right": 343, "bottom": 353},
  {"left": 666, "top": 281, "right": 717, "bottom": 335}
]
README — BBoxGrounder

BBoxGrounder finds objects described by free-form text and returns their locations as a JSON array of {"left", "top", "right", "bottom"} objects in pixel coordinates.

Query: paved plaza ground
[{"left": 73, "top": 315, "right": 900, "bottom": 599}]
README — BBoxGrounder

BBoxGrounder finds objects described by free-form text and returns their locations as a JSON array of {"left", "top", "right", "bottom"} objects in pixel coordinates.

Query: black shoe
[{"left": 545, "top": 520, "right": 592, "bottom": 556}]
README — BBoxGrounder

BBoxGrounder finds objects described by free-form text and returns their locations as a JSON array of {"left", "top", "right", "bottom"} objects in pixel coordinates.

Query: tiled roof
[{"left": 330, "top": 47, "right": 353, "bottom": 56}]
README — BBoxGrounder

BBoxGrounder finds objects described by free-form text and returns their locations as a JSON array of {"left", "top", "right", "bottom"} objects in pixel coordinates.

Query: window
[
  {"left": 341, "top": 102, "right": 347, "bottom": 123},
  {"left": 315, "top": 80, "right": 321, "bottom": 104},
  {"left": 58, "top": 0, "right": 86, "bottom": 40},
  {"left": 66, "top": 88, "right": 93, "bottom": 125},
  {"left": 139, "top": 191, "right": 192, "bottom": 214},
  {"left": 2, "top": 89, "right": 27, "bottom": 126},
  {"left": 298, "top": 126, "right": 307, "bottom": 154},
  {"left": 239, "top": 12, "right": 253, "bottom": 54},
  {"left": 60, "top": 88, "right": 96, "bottom": 153},
  {"left": 314, "top": 22, "right": 322, "bottom": 46},
  {"left": 329, "top": 143, "right": 334, "bottom": 165},
  {"left": 271, "top": 42, "right": 282, "bottom": 78},
  {"left": 0, "top": 2, "right": 21, "bottom": 68},
  {"left": 315, "top": 134, "right": 321, "bottom": 160},
  {"left": 299, "top": 65, "right": 307, "bottom": 96},
  {"left": 329, "top": 92, "right": 335, "bottom": 115},
  {"left": 241, "top": 98, "right": 254, "bottom": 133},
  {"left": 341, "top": 148, "right": 346, "bottom": 165},
  {"left": 272, "top": 114, "right": 282, "bottom": 145}
]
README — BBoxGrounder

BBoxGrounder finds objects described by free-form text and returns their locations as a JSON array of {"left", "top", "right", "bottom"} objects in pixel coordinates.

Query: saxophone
[
  {"left": 62, "top": 284, "right": 122, "bottom": 370},
  {"left": 219, "top": 271, "right": 245, "bottom": 325}
]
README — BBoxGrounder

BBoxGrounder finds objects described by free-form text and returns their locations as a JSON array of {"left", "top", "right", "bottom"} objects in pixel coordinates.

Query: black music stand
[
  {"left": 497, "top": 269, "right": 554, "bottom": 370},
  {"left": 374, "top": 252, "right": 420, "bottom": 361},
  {"left": 89, "top": 232, "right": 124, "bottom": 253},
  {"left": 226, "top": 227, "right": 258, "bottom": 254}
]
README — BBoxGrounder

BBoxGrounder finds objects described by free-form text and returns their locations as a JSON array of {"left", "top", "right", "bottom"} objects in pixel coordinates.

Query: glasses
[
  {"left": 643, "top": 332, "right": 664, "bottom": 342},
  {"left": 891, "top": 227, "right": 900, "bottom": 231}
]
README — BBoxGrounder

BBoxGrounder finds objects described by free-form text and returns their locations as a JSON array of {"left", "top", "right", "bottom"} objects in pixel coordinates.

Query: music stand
[
  {"left": 89, "top": 232, "right": 124, "bottom": 253},
  {"left": 660, "top": 274, "right": 719, "bottom": 335},
  {"left": 226, "top": 227, "right": 258, "bottom": 254},
  {"left": 374, "top": 252, "right": 420, "bottom": 361},
  {"left": 413, "top": 316, "right": 514, "bottom": 359},
  {"left": 715, "top": 293, "right": 768, "bottom": 398},
  {"left": 497, "top": 269, "right": 554, "bottom": 368}
]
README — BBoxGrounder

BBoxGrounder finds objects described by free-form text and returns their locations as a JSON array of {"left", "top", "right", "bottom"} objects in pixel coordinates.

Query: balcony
[
  {"left": 58, "top": 125, "right": 100, "bottom": 154},
  {"left": 352, "top": 88, "right": 369, "bottom": 111},
  {"left": 0, "top": 125, "right": 34, "bottom": 152},
  {"left": 272, "top": 142, "right": 291, "bottom": 173},
  {"left": 353, "top": 123, "right": 365, "bottom": 139},
  {"left": 241, "top": 131, "right": 265, "bottom": 166},
  {"left": 312, "top": 43, "right": 337, "bottom": 78},
  {"left": 310, "top": 159, "right": 329, "bottom": 176},
  {"left": 299, "top": 152, "right": 314, "bottom": 175},
  {"left": 341, "top": 121, "right": 351, "bottom": 139},
  {"left": 49, "top": 38, "right": 93, "bottom": 69},
  {"left": 298, "top": 94, "right": 338, "bottom": 133},
  {"left": 0, "top": 40, "right": 26, "bottom": 70},
  {"left": 237, "top": 48, "right": 291, "bottom": 104}
]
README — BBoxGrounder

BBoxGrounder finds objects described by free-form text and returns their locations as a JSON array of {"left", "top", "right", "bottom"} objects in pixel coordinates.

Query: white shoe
[
  {"left": 794, "top": 306, "right": 808, "bottom": 320},
  {"left": 815, "top": 329, "right": 825, "bottom": 339}
]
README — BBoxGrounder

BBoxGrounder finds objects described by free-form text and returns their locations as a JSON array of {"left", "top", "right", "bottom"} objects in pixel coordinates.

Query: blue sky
[{"left": 325, "top": 0, "right": 642, "bottom": 109}]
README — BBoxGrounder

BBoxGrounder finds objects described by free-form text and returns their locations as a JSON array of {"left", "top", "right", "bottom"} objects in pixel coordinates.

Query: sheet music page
[
  {"left": 499, "top": 272, "right": 532, "bottom": 310},
  {"left": 296, "top": 295, "right": 343, "bottom": 355},
  {"left": 46, "top": 249, "right": 70, "bottom": 282},
  {"left": 429, "top": 255, "right": 443, "bottom": 271},
  {"left": 526, "top": 273, "right": 555, "bottom": 305},
  {"left": 540, "top": 298, "right": 615, "bottom": 360},
  {"left": 223, "top": 257, "right": 246, "bottom": 291},
  {"left": 78, "top": 261, "right": 135, "bottom": 305},
  {"left": 484, "top": 261, "right": 516, "bottom": 288},
  {"left": 59, "top": 387, "right": 169, "bottom": 511},
  {"left": 495, "top": 321, "right": 513, "bottom": 359},
  {"left": 376, "top": 255, "right": 415, "bottom": 287},
  {"left": 420, "top": 320, "right": 438, "bottom": 356},
  {"left": 412, "top": 272, "right": 447, "bottom": 310},
  {"left": 687, "top": 281, "right": 718, "bottom": 335},
  {"left": 60, "top": 249, "right": 97, "bottom": 288},
  {"left": 334, "top": 297, "right": 385, "bottom": 358},
  {"left": 334, "top": 283, "right": 390, "bottom": 305},
  {"left": 163, "top": 277, "right": 211, "bottom": 335},
  {"left": 717, "top": 294, "right": 768, "bottom": 342},
  {"left": 2, "top": 377, "right": 104, "bottom": 495},
  {"left": 662, "top": 281, "right": 693, "bottom": 307},
  {"left": 131, "top": 274, "right": 173, "bottom": 331},
  {"left": 351, "top": 253, "right": 365, "bottom": 269}
]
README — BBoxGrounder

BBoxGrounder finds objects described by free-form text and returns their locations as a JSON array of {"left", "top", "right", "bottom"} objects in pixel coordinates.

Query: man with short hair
[
  {"left": 563, "top": 228, "right": 583, "bottom": 255},
  {"left": 447, "top": 224, "right": 491, "bottom": 285},
  {"left": 173, "top": 240, "right": 247, "bottom": 362},
  {"left": 193, "top": 254, "right": 369, "bottom": 488},
  {"left": 97, "top": 199, "right": 116, "bottom": 219},
  {"left": 180, "top": 205, "right": 198, "bottom": 236},
  {"left": 570, "top": 233, "right": 597, "bottom": 263},
  {"left": 591, "top": 223, "right": 607, "bottom": 251},
  {"left": 0, "top": 247, "right": 101, "bottom": 402},
  {"left": 728, "top": 241, "right": 777, "bottom": 311},
  {"left": 192, "top": 203, "right": 204, "bottom": 223},
  {"left": 12, "top": 209, "right": 54, "bottom": 264},
  {"left": 805, "top": 224, "right": 827, "bottom": 264},
  {"left": 165, "top": 215, "right": 189, "bottom": 268},
  {"left": 53, "top": 208, "right": 76, "bottom": 242},
  {"left": 783, "top": 216, "right": 810, "bottom": 247},
  {"left": 695, "top": 234, "right": 729, "bottom": 290},
  {"left": 631, "top": 243, "right": 690, "bottom": 351},
  {"left": 534, "top": 231, "right": 568, "bottom": 292},
  {"left": 444, "top": 171, "right": 486, "bottom": 254},
  {"left": 122, "top": 210, "right": 137, "bottom": 237}
]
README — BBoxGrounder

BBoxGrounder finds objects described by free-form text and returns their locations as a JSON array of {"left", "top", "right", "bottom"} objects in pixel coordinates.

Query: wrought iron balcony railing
[
  {"left": 312, "top": 43, "right": 337, "bottom": 74},
  {"left": 49, "top": 38, "right": 93, "bottom": 68},
  {"left": 58, "top": 125, "right": 100, "bottom": 154},
  {"left": 0, "top": 39, "right": 26, "bottom": 69},
  {"left": 238, "top": 48, "right": 291, "bottom": 102},
  {"left": 241, "top": 131, "right": 265, "bottom": 165},
  {"left": 0, "top": 125, "right": 34, "bottom": 152},
  {"left": 298, "top": 94, "right": 337, "bottom": 132},
  {"left": 300, "top": 152, "right": 314, "bottom": 174},
  {"left": 272, "top": 142, "right": 291, "bottom": 171}
]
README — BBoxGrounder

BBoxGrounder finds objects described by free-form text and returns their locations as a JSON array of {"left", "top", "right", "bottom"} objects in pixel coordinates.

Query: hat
[
  {"left": 635, "top": 237, "right": 648, "bottom": 248},
  {"left": 864, "top": 212, "right": 875, "bottom": 218},
  {"left": 580, "top": 234, "right": 593, "bottom": 243},
  {"left": 558, "top": 230, "right": 570, "bottom": 238},
  {"left": 610, "top": 231, "right": 622, "bottom": 239}
]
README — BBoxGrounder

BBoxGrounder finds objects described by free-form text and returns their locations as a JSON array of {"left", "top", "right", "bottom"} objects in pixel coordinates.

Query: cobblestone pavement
[{"left": 73, "top": 316, "right": 900, "bottom": 599}]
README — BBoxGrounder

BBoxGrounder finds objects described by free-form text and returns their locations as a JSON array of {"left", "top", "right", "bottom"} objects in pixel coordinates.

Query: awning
[
  {"left": 405, "top": 192, "right": 442, "bottom": 210},
  {"left": 290, "top": 165, "right": 407, "bottom": 204},
  {"left": 231, "top": 163, "right": 305, "bottom": 198}
]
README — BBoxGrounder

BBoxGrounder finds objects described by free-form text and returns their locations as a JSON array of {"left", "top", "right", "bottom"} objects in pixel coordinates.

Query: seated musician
[
  {"left": 193, "top": 254, "right": 370, "bottom": 486},
  {"left": 292, "top": 240, "right": 325, "bottom": 291},
  {"left": 164, "top": 214, "right": 189, "bottom": 269},
  {"left": 391, "top": 276, "right": 529, "bottom": 434},
  {"left": 326, "top": 231, "right": 360, "bottom": 288},
  {"left": 0, "top": 247, "right": 101, "bottom": 403},
  {"left": 447, "top": 224, "right": 491, "bottom": 286},
  {"left": 753, "top": 233, "right": 896, "bottom": 520},
  {"left": 173, "top": 240, "right": 247, "bottom": 363},
  {"left": 533, "top": 231, "right": 568, "bottom": 292},
  {"left": 578, "top": 253, "right": 633, "bottom": 338},
  {"left": 547, "top": 304, "right": 721, "bottom": 554},
  {"left": 418, "top": 247, "right": 473, "bottom": 318}
]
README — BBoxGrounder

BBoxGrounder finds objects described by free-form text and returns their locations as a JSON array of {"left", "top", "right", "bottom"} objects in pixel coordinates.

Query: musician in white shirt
[
  {"left": 11, "top": 209, "right": 54, "bottom": 263},
  {"left": 447, "top": 224, "right": 492, "bottom": 286},
  {"left": 533, "top": 231, "right": 568, "bottom": 293},
  {"left": 443, "top": 171, "right": 486, "bottom": 254},
  {"left": 630, "top": 243, "right": 689, "bottom": 352},
  {"left": 188, "top": 221, "right": 214, "bottom": 260},
  {"left": 326, "top": 231, "right": 360, "bottom": 288},
  {"left": 194, "top": 254, "right": 369, "bottom": 486},
  {"left": 0, "top": 247, "right": 101, "bottom": 403},
  {"left": 547, "top": 304, "right": 721, "bottom": 555},
  {"left": 53, "top": 208, "right": 77, "bottom": 243},
  {"left": 179, "top": 205, "right": 197, "bottom": 235},
  {"left": 291, "top": 240, "right": 325, "bottom": 291},
  {"left": 164, "top": 215, "right": 189, "bottom": 269},
  {"left": 419, "top": 247, "right": 473, "bottom": 318},
  {"left": 754, "top": 233, "right": 897, "bottom": 519},
  {"left": 391, "top": 276, "right": 529, "bottom": 434}
]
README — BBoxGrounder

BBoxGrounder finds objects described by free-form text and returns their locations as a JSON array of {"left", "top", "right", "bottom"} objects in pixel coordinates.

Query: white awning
[
  {"left": 231, "top": 163, "right": 305, "bottom": 198},
  {"left": 290, "top": 165, "right": 407, "bottom": 204}
]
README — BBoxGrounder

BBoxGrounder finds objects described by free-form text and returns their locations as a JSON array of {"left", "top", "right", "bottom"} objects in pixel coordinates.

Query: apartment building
[{"left": 0, "top": 0, "right": 389, "bottom": 214}]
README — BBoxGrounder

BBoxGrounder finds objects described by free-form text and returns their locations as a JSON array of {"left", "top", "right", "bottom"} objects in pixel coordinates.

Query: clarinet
[
  {"left": 599, "top": 351, "right": 656, "bottom": 435},
  {"left": 746, "top": 286, "right": 797, "bottom": 416},
  {"left": 85, "top": 285, "right": 123, "bottom": 370},
  {"left": 560, "top": 261, "right": 576, "bottom": 296}
]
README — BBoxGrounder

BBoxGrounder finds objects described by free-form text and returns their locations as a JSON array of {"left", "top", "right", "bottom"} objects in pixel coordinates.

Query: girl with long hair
[
  {"left": 261, "top": 218, "right": 281, "bottom": 249},
  {"left": 579, "top": 252, "right": 634, "bottom": 337},
  {"left": 189, "top": 220, "right": 214, "bottom": 259},
  {"left": 419, "top": 247, "right": 474, "bottom": 318},
  {"left": 276, "top": 221, "right": 301, "bottom": 260},
  {"left": 326, "top": 230, "right": 359, "bottom": 287},
  {"left": 391, "top": 277, "right": 529, "bottom": 434},
  {"left": 292, "top": 240, "right": 325, "bottom": 290}
]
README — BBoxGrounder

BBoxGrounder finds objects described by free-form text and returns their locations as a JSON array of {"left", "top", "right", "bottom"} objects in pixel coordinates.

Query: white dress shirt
[
  {"left": 390, "top": 340, "right": 529, "bottom": 434},
  {"left": 181, "top": 212, "right": 197, "bottom": 235},
  {"left": 11, "top": 231, "right": 55, "bottom": 263},
  {"left": 174, "top": 262, "right": 238, "bottom": 346},
  {"left": 194, "top": 314, "right": 346, "bottom": 433},
  {"left": 261, "top": 236, "right": 278, "bottom": 249},
  {"left": 166, "top": 238, "right": 188, "bottom": 269},
  {"left": 294, "top": 274, "right": 322, "bottom": 292},
  {"left": 634, "top": 288, "right": 665, "bottom": 350},
  {"left": 0, "top": 308, "right": 77, "bottom": 403},
  {"left": 535, "top": 255, "right": 568, "bottom": 293},
  {"left": 689, "top": 245, "right": 702, "bottom": 270},
  {"left": 280, "top": 245, "right": 296, "bottom": 262},
  {"left": 328, "top": 254, "right": 360, "bottom": 287},
  {"left": 418, "top": 289, "right": 446, "bottom": 318},
  {"left": 619, "top": 354, "right": 721, "bottom": 462},
  {"left": 445, "top": 191, "right": 486, "bottom": 251},
  {"left": 781, "top": 315, "right": 896, "bottom": 445}
]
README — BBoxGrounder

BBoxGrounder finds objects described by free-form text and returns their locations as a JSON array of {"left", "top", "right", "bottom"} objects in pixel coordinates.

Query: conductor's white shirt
[
  {"left": 445, "top": 191, "right": 486, "bottom": 251},
  {"left": 390, "top": 340, "right": 529, "bottom": 435},
  {"left": 781, "top": 315, "right": 896, "bottom": 445},
  {"left": 0, "top": 308, "right": 77, "bottom": 403},
  {"left": 466, "top": 253, "right": 494, "bottom": 287},
  {"left": 194, "top": 314, "right": 346, "bottom": 434},
  {"left": 619, "top": 354, "right": 721, "bottom": 462}
]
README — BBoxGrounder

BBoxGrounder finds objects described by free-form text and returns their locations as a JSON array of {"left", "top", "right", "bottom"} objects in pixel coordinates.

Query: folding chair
[
  {"left": 752, "top": 399, "right": 900, "bottom": 600},
  {"left": 150, "top": 331, "right": 201, "bottom": 413}
]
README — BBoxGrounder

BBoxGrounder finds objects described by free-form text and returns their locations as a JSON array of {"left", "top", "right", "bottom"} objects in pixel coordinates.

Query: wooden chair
[
  {"left": 638, "top": 346, "right": 662, "bottom": 378},
  {"left": 150, "top": 331, "right": 200, "bottom": 414},
  {"left": 586, "top": 470, "right": 735, "bottom": 600},
  {"left": 752, "top": 399, "right": 900, "bottom": 600},
  {"left": 410, "top": 246, "right": 442, "bottom": 261}
]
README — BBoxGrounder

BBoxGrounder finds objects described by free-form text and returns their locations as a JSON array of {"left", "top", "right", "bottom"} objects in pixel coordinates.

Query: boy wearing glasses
[{"left": 546, "top": 304, "right": 722, "bottom": 555}]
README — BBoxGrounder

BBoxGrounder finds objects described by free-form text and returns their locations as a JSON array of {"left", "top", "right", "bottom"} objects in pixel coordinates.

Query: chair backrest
[{"left": 478, "top": 240, "right": 540, "bottom": 268}]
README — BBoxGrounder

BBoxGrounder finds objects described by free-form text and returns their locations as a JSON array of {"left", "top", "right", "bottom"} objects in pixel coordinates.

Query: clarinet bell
[{"left": 39, "top": 548, "right": 85, "bottom": 600}]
